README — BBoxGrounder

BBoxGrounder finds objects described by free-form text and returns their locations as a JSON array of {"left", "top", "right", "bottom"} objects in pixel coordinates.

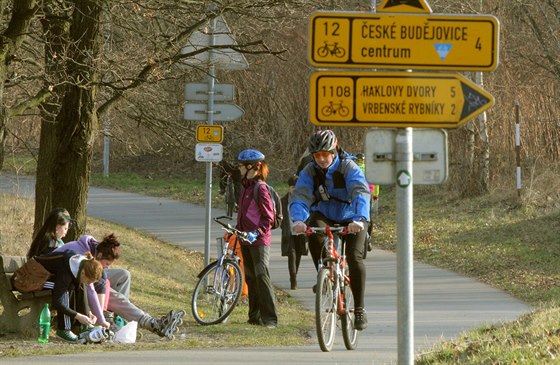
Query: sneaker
[
  {"left": 56, "top": 329, "right": 80, "bottom": 343},
  {"left": 79, "top": 326, "right": 113, "bottom": 344},
  {"left": 156, "top": 310, "right": 185, "bottom": 339},
  {"left": 354, "top": 307, "right": 368, "bottom": 331},
  {"left": 263, "top": 322, "right": 277, "bottom": 329}
]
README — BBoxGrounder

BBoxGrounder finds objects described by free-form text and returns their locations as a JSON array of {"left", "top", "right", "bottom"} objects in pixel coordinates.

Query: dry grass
[{"left": 0, "top": 195, "right": 35, "bottom": 255}]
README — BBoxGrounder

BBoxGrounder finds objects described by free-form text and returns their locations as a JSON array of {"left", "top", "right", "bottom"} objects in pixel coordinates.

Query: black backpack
[{"left": 253, "top": 182, "right": 283, "bottom": 229}]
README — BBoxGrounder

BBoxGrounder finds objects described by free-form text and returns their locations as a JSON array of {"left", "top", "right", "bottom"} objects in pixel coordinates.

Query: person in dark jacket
[
  {"left": 280, "top": 175, "right": 308, "bottom": 290},
  {"left": 236, "top": 149, "right": 278, "bottom": 328},
  {"left": 217, "top": 159, "right": 242, "bottom": 203},
  {"left": 35, "top": 252, "right": 103, "bottom": 343}
]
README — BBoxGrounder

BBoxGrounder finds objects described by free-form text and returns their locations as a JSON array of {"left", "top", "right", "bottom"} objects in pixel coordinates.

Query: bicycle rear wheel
[
  {"left": 192, "top": 260, "right": 243, "bottom": 325},
  {"left": 341, "top": 277, "right": 359, "bottom": 350},
  {"left": 315, "top": 268, "right": 336, "bottom": 352}
]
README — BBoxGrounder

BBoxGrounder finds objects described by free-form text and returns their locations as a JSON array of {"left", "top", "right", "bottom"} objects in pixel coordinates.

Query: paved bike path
[{"left": 0, "top": 174, "right": 531, "bottom": 364}]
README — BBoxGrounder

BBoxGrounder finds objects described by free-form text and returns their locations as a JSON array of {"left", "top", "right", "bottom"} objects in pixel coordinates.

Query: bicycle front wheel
[
  {"left": 192, "top": 260, "right": 243, "bottom": 325},
  {"left": 341, "top": 277, "right": 359, "bottom": 350},
  {"left": 315, "top": 268, "right": 336, "bottom": 352}
]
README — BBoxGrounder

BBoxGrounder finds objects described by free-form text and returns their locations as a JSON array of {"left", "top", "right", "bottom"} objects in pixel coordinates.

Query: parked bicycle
[
  {"left": 191, "top": 216, "right": 249, "bottom": 325},
  {"left": 306, "top": 225, "right": 358, "bottom": 352}
]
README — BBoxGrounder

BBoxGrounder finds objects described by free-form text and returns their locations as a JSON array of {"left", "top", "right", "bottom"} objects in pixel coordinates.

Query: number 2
[{"left": 323, "top": 21, "right": 340, "bottom": 37}]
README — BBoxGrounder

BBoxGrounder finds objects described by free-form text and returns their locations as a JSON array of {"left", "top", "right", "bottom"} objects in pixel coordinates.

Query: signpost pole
[
  {"left": 396, "top": 127, "right": 414, "bottom": 365},
  {"left": 203, "top": 13, "right": 218, "bottom": 268}
]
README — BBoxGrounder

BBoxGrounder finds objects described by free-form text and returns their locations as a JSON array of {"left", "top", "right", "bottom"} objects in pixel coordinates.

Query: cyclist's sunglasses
[
  {"left": 238, "top": 163, "right": 253, "bottom": 169},
  {"left": 312, "top": 151, "right": 334, "bottom": 159}
]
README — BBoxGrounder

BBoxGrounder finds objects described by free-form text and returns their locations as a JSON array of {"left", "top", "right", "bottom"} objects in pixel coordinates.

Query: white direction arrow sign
[
  {"left": 181, "top": 15, "right": 249, "bottom": 70},
  {"left": 184, "top": 103, "right": 244, "bottom": 122},
  {"left": 185, "top": 83, "right": 234, "bottom": 102}
]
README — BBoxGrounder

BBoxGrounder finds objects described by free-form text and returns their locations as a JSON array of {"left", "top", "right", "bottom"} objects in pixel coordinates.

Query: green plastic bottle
[{"left": 38, "top": 303, "right": 51, "bottom": 343}]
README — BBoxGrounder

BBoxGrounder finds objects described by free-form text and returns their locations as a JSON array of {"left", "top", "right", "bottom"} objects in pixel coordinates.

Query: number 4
[{"left": 475, "top": 38, "right": 482, "bottom": 51}]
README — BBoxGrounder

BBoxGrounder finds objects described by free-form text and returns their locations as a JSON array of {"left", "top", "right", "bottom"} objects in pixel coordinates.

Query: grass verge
[{"left": 372, "top": 186, "right": 560, "bottom": 364}]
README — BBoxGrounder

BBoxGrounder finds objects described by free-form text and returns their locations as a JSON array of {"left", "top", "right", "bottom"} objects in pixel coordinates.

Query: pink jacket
[{"left": 236, "top": 178, "right": 274, "bottom": 246}]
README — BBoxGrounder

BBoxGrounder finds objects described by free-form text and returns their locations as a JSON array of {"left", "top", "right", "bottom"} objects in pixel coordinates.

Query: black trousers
[
  {"left": 287, "top": 234, "right": 307, "bottom": 278},
  {"left": 240, "top": 244, "right": 278, "bottom": 325},
  {"left": 307, "top": 211, "right": 368, "bottom": 309}
]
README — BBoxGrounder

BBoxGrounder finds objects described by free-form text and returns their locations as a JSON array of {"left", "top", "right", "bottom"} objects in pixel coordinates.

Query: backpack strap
[
  {"left": 310, "top": 160, "right": 352, "bottom": 206},
  {"left": 253, "top": 181, "right": 264, "bottom": 203},
  {"left": 253, "top": 182, "right": 274, "bottom": 207}
]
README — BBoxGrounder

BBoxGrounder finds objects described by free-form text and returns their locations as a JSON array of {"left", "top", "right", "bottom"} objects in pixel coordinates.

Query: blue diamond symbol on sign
[{"left": 434, "top": 44, "right": 453, "bottom": 61}]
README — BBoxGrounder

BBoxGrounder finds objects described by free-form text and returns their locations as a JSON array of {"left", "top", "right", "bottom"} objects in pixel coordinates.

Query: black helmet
[
  {"left": 237, "top": 149, "right": 265, "bottom": 164},
  {"left": 308, "top": 130, "right": 337, "bottom": 153}
]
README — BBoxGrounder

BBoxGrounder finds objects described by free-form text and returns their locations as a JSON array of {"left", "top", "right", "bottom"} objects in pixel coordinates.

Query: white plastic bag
[{"left": 113, "top": 320, "right": 137, "bottom": 344}]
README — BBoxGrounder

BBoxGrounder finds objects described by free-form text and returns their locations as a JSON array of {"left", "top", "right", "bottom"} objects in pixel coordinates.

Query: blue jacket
[{"left": 289, "top": 154, "right": 371, "bottom": 224}]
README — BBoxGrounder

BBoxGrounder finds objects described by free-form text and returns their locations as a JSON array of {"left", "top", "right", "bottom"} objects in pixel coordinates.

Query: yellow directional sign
[
  {"left": 378, "top": 0, "right": 432, "bottom": 13},
  {"left": 309, "top": 11, "right": 500, "bottom": 71},
  {"left": 309, "top": 71, "right": 494, "bottom": 128},
  {"left": 196, "top": 125, "right": 223, "bottom": 143}
]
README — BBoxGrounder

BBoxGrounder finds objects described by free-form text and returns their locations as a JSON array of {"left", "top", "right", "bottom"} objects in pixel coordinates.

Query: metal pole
[
  {"left": 515, "top": 100, "right": 521, "bottom": 198},
  {"left": 203, "top": 15, "right": 218, "bottom": 268},
  {"left": 396, "top": 127, "right": 414, "bottom": 365}
]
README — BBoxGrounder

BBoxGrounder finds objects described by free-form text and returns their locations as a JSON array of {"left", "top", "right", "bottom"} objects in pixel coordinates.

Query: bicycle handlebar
[
  {"left": 213, "top": 216, "right": 251, "bottom": 242},
  {"left": 305, "top": 226, "right": 348, "bottom": 236}
]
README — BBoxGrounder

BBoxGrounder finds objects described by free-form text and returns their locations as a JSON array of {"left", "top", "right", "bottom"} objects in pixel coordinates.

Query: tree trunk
[{"left": 35, "top": 0, "right": 102, "bottom": 240}]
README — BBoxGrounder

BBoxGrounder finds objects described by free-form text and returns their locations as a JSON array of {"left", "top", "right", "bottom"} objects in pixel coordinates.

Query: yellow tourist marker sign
[
  {"left": 309, "top": 71, "right": 494, "bottom": 128},
  {"left": 196, "top": 125, "right": 224, "bottom": 143},
  {"left": 309, "top": 11, "right": 499, "bottom": 71},
  {"left": 378, "top": 0, "right": 432, "bottom": 13}
]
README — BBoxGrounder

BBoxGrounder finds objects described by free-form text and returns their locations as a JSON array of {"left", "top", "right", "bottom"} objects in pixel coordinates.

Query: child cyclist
[{"left": 289, "top": 130, "right": 371, "bottom": 330}]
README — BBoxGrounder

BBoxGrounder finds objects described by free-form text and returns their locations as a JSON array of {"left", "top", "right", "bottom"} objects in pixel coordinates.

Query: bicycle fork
[{"left": 335, "top": 268, "right": 347, "bottom": 316}]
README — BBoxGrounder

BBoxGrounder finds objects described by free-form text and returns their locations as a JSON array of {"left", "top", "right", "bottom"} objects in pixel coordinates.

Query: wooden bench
[{"left": 0, "top": 256, "right": 52, "bottom": 336}]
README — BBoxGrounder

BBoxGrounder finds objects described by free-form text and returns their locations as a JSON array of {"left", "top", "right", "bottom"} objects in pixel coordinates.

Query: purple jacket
[
  {"left": 53, "top": 235, "right": 105, "bottom": 325},
  {"left": 236, "top": 178, "right": 274, "bottom": 246}
]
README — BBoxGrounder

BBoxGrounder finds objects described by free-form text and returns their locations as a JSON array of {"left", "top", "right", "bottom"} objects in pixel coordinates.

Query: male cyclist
[{"left": 289, "top": 130, "right": 371, "bottom": 330}]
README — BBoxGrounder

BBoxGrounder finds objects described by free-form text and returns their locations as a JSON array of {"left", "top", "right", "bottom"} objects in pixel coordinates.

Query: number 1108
[{"left": 321, "top": 85, "right": 351, "bottom": 97}]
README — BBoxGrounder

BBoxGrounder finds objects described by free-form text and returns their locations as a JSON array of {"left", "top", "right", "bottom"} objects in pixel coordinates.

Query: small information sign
[{"left": 196, "top": 125, "right": 224, "bottom": 143}]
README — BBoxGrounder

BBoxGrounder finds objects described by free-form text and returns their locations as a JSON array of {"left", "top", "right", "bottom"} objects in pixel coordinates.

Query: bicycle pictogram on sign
[
  {"left": 317, "top": 41, "right": 346, "bottom": 59},
  {"left": 321, "top": 100, "right": 350, "bottom": 118}
]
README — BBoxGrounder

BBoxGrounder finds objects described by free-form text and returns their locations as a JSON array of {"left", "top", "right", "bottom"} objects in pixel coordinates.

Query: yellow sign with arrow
[{"left": 309, "top": 71, "right": 494, "bottom": 128}]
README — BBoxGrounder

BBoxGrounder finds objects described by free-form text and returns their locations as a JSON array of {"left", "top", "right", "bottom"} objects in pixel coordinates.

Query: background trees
[{"left": 1, "top": 0, "right": 559, "bottom": 238}]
